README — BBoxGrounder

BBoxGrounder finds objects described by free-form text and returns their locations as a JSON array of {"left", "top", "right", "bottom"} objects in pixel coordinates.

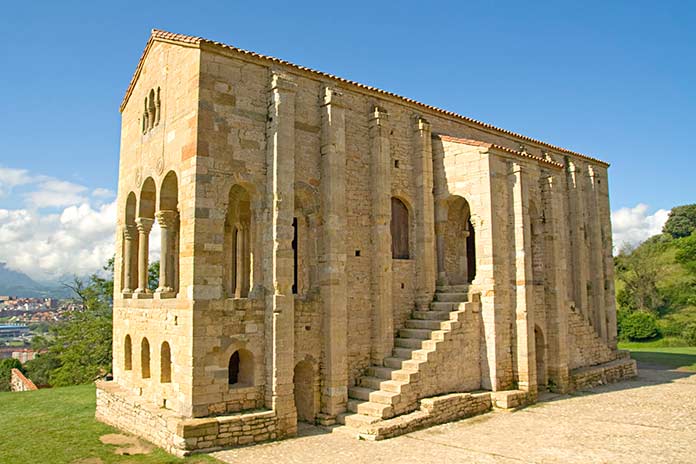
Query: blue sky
[{"left": 0, "top": 0, "right": 694, "bottom": 280}]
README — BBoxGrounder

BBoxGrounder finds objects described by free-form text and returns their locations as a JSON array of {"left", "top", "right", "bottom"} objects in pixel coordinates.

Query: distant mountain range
[{"left": 0, "top": 262, "right": 72, "bottom": 298}]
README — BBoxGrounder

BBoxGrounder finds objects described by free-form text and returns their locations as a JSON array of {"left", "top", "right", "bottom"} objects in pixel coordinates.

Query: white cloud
[
  {"left": 611, "top": 203, "right": 670, "bottom": 253},
  {"left": 92, "top": 188, "right": 115, "bottom": 198},
  {"left": 0, "top": 166, "right": 33, "bottom": 197},
  {"left": 0, "top": 201, "right": 117, "bottom": 281},
  {"left": 25, "top": 178, "right": 89, "bottom": 208}
]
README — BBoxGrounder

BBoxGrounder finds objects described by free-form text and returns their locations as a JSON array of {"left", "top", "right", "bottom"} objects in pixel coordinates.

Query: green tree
[
  {"left": 663, "top": 204, "right": 696, "bottom": 239},
  {"left": 0, "top": 358, "right": 23, "bottom": 391},
  {"left": 614, "top": 244, "right": 664, "bottom": 314},
  {"left": 148, "top": 260, "right": 160, "bottom": 291}
]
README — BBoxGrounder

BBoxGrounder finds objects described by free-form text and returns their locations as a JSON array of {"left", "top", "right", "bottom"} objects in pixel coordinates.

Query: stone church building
[{"left": 96, "top": 29, "right": 636, "bottom": 455}]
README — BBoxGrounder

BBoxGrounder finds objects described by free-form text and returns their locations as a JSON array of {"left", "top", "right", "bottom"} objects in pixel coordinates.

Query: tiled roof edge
[
  {"left": 436, "top": 134, "right": 565, "bottom": 169},
  {"left": 120, "top": 29, "right": 609, "bottom": 167}
]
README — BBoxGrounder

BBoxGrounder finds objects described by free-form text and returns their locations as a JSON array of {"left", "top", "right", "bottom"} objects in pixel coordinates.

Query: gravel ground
[{"left": 212, "top": 364, "right": 696, "bottom": 464}]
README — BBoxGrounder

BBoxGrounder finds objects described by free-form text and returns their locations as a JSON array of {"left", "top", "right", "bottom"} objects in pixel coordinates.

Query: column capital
[
  {"left": 123, "top": 224, "right": 137, "bottom": 241},
  {"left": 414, "top": 115, "right": 431, "bottom": 133},
  {"left": 135, "top": 217, "right": 154, "bottom": 233},
  {"left": 270, "top": 71, "right": 297, "bottom": 93},
  {"left": 369, "top": 106, "right": 389, "bottom": 126},
  {"left": 321, "top": 86, "right": 345, "bottom": 108},
  {"left": 155, "top": 210, "right": 178, "bottom": 229}
]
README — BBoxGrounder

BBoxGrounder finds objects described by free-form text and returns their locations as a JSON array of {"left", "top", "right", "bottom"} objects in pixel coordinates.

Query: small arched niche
[
  {"left": 124, "top": 334, "right": 132, "bottom": 371},
  {"left": 391, "top": 197, "right": 410, "bottom": 259},
  {"left": 228, "top": 348, "right": 254, "bottom": 387},
  {"left": 535, "top": 325, "right": 547, "bottom": 387},
  {"left": 293, "top": 360, "right": 318, "bottom": 423},
  {"left": 141, "top": 337, "right": 151, "bottom": 379},
  {"left": 160, "top": 341, "right": 172, "bottom": 383}
]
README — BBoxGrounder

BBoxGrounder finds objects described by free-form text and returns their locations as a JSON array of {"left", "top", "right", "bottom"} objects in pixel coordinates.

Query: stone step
[
  {"left": 405, "top": 319, "right": 443, "bottom": 330},
  {"left": 347, "top": 399, "right": 393, "bottom": 418},
  {"left": 395, "top": 337, "right": 424, "bottom": 349},
  {"left": 369, "top": 389, "right": 400, "bottom": 405},
  {"left": 367, "top": 366, "right": 396, "bottom": 380},
  {"left": 384, "top": 356, "right": 408, "bottom": 369},
  {"left": 348, "top": 386, "right": 375, "bottom": 401},
  {"left": 391, "top": 347, "right": 415, "bottom": 359},
  {"left": 412, "top": 310, "right": 450, "bottom": 320},
  {"left": 399, "top": 328, "right": 432, "bottom": 339},
  {"left": 337, "top": 412, "right": 381, "bottom": 428},
  {"left": 429, "top": 301, "right": 463, "bottom": 311},
  {"left": 434, "top": 292, "right": 468, "bottom": 302},
  {"left": 436, "top": 284, "right": 469, "bottom": 293}
]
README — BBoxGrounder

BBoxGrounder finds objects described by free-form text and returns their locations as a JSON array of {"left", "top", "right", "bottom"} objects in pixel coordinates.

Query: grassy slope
[
  {"left": 0, "top": 384, "right": 218, "bottom": 464},
  {"left": 619, "top": 342, "right": 696, "bottom": 371}
]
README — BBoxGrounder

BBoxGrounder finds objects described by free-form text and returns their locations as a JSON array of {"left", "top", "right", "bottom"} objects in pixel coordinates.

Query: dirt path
[{"left": 212, "top": 365, "right": 696, "bottom": 463}]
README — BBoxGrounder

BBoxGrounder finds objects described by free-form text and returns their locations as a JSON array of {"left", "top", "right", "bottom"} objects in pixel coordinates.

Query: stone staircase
[{"left": 338, "top": 285, "right": 472, "bottom": 428}]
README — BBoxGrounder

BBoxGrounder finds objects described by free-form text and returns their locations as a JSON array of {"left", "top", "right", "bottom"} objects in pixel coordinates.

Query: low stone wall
[
  {"left": 96, "top": 381, "right": 283, "bottom": 456},
  {"left": 569, "top": 356, "right": 638, "bottom": 391},
  {"left": 358, "top": 392, "right": 491, "bottom": 440},
  {"left": 10, "top": 368, "right": 37, "bottom": 392}
]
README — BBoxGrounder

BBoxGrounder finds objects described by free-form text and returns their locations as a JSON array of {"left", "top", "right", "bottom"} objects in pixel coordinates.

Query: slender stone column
[
  {"left": 541, "top": 172, "right": 570, "bottom": 391},
  {"left": 134, "top": 217, "right": 154, "bottom": 295},
  {"left": 588, "top": 166, "right": 608, "bottom": 341},
  {"left": 265, "top": 71, "right": 297, "bottom": 433},
  {"left": 318, "top": 87, "right": 348, "bottom": 421},
  {"left": 369, "top": 106, "right": 393, "bottom": 366},
  {"left": 597, "top": 168, "right": 618, "bottom": 348},
  {"left": 155, "top": 210, "right": 178, "bottom": 296},
  {"left": 566, "top": 161, "right": 589, "bottom": 320},
  {"left": 510, "top": 163, "right": 537, "bottom": 395},
  {"left": 122, "top": 225, "right": 136, "bottom": 294},
  {"left": 413, "top": 116, "right": 437, "bottom": 309},
  {"left": 235, "top": 225, "right": 245, "bottom": 297}
]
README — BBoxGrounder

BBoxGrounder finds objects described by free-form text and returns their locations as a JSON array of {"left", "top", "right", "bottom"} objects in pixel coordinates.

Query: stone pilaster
[
  {"left": 597, "top": 168, "right": 618, "bottom": 348},
  {"left": 369, "top": 106, "right": 393, "bottom": 366},
  {"left": 587, "top": 166, "right": 608, "bottom": 341},
  {"left": 318, "top": 87, "right": 348, "bottom": 421},
  {"left": 413, "top": 116, "right": 436, "bottom": 309},
  {"left": 541, "top": 173, "right": 570, "bottom": 391},
  {"left": 265, "top": 70, "right": 297, "bottom": 432},
  {"left": 566, "top": 161, "right": 589, "bottom": 320},
  {"left": 134, "top": 217, "right": 154, "bottom": 297},
  {"left": 510, "top": 163, "right": 536, "bottom": 394},
  {"left": 122, "top": 225, "right": 137, "bottom": 294},
  {"left": 155, "top": 210, "right": 178, "bottom": 296}
]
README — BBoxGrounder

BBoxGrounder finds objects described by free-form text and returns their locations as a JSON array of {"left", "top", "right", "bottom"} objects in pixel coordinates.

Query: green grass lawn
[
  {"left": 0, "top": 384, "right": 219, "bottom": 464},
  {"left": 619, "top": 341, "right": 696, "bottom": 371}
]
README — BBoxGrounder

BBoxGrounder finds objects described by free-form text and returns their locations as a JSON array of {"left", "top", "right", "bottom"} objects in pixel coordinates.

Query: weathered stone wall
[
  {"left": 103, "top": 30, "right": 629, "bottom": 455},
  {"left": 10, "top": 368, "right": 37, "bottom": 392}
]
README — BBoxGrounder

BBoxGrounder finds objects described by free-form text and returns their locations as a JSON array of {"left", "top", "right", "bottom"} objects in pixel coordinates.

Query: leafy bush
[
  {"left": 683, "top": 323, "right": 696, "bottom": 347},
  {"left": 620, "top": 311, "right": 659, "bottom": 341}
]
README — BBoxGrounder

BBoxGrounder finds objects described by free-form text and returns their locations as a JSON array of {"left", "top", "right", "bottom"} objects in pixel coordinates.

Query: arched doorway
[
  {"left": 440, "top": 196, "right": 476, "bottom": 285},
  {"left": 535, "top": 325, "right": 547, "bottom": 387},
  {"left": 293, "top": 360, "right": 317, "bottom": 423}
]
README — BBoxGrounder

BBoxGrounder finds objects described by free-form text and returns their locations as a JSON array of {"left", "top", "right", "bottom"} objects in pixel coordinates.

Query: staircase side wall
[{"left": 567, "top": 308, "right": 615, "bottom": 369}]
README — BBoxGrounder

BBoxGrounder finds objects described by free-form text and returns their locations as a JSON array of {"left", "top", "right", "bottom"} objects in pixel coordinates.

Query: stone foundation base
[
  {"left": 95, "top": 381, "right": 287, "bottom": 457},
  {"left": 569, "top": 353, "right": 638, "bottom": 391}
]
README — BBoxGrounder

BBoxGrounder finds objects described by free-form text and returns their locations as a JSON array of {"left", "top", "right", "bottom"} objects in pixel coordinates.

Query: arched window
[
  {"left": 225, "top": 185, "right": 252, "bottom": 298},
  {"left": 391, "top": 197, "right": 410, "bottom": 259},
  {"left": 124, "top": 335, "right": 132, "bottom": 371},
  {"left": 160, "top": 341, "right": 171, "bottom": 383},
  {"left": 122, "top": 192, "right": 138, "bottom": 293},
  {"left": 141, "top": 338, "right": 151, "bottom": 379},
  {"left": 156, "top": 172, "right": 179, "bottom": 295},
  {"left": 228, "top": 349, "right": 254, "bottom": 387},
  {"left": 147, "top": 89, "right": 156, "bottom": 130}
]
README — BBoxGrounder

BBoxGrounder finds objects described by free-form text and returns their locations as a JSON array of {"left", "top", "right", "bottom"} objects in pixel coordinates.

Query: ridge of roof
[
  {"left": 436, "top": 134, "right": 564, "bottom": 169},
  {"left": 121, "top": 28, "right": 609, "bottom": 167}
]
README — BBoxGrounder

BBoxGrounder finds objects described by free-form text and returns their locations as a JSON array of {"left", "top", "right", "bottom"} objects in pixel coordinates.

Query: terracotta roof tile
[{"left": 121, "top": 28, "right": 608, "bottom": 167}]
